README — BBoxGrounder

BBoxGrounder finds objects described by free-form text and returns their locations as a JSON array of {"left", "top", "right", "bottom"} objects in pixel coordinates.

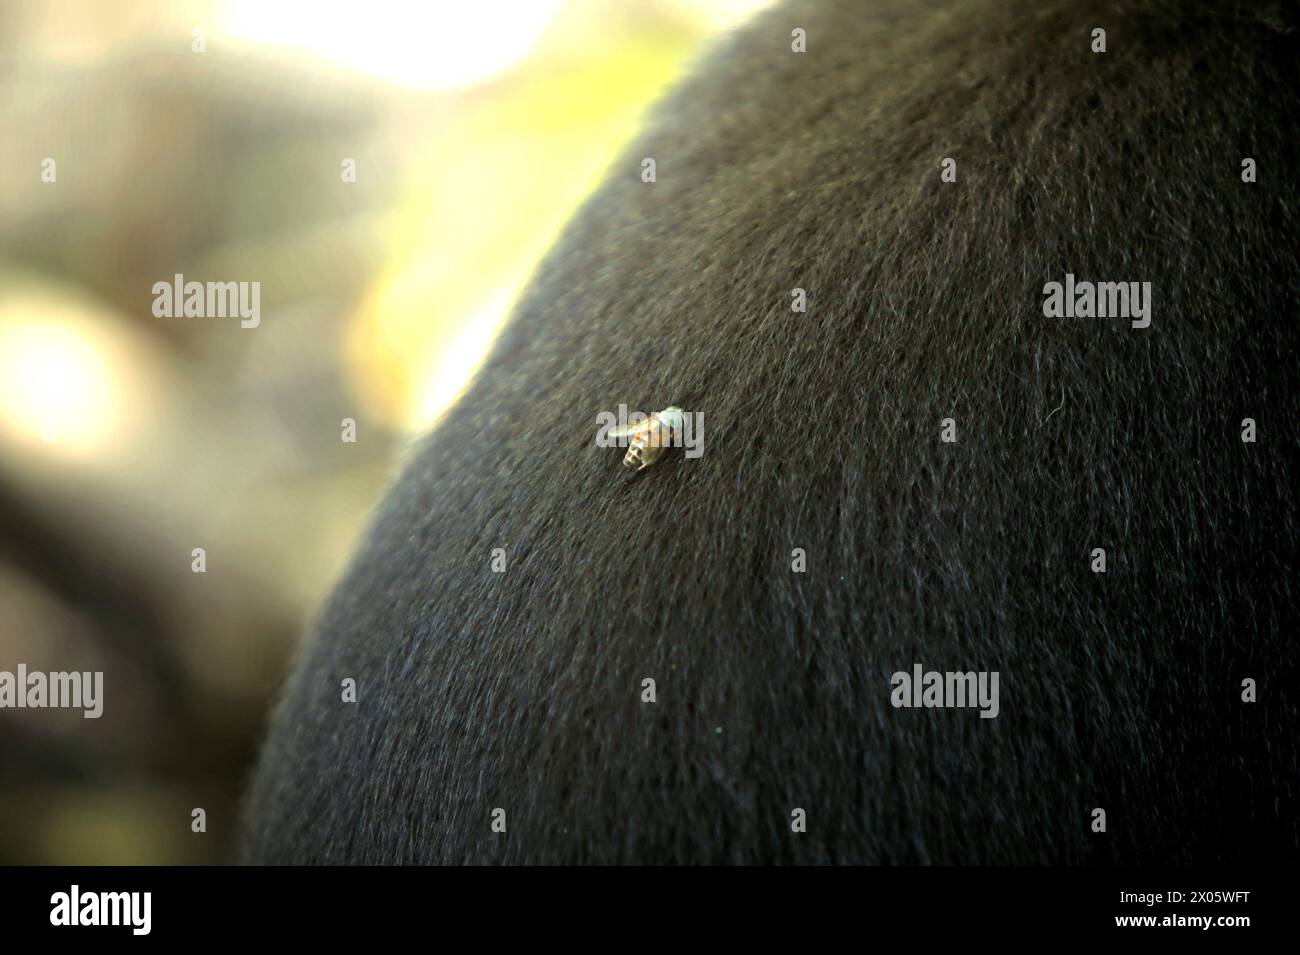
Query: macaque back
[{"left": 246, "top": 0, "right": 1300, "bottom": 864}]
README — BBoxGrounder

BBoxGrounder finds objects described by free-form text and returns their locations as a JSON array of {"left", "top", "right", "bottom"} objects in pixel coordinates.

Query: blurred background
[{"left": 0, "top": 0, "right": 774, "bottom": 864}]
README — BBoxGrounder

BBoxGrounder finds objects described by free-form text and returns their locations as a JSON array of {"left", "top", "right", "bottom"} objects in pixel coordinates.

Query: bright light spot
[
  {"left": 412, "top": 287, "right": 517, "bottom": 429},
  {"left": 221, "top": 0, "right": 564, "bottom": 91},
  {"left": 0, "top": 319, "right": 118, "bottom": 454}
]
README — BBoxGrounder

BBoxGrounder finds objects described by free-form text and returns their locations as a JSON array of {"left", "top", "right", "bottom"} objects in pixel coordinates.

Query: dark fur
[{"left": 246, "top": 0, "right": 1299, "bottom": 863}]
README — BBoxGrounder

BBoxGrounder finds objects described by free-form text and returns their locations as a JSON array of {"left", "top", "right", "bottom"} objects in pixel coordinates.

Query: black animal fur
[{"left": 245, "top": 0, "right": 1300, "bottom": 864}]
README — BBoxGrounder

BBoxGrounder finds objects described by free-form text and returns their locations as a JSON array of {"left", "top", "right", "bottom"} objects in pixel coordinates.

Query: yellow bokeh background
[{"left": 0, "top": 0, "right": 774, "bottom": 863}]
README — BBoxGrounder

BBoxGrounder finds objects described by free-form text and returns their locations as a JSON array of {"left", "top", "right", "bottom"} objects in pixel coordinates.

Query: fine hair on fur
[{"left": 246, "top": 0, "right": 1300, "bottom": 864}]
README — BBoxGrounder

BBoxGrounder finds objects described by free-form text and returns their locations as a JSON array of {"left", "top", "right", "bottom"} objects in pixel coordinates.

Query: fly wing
[{"left": 607, "top": 419, "right": 654, "bottom": 439}]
